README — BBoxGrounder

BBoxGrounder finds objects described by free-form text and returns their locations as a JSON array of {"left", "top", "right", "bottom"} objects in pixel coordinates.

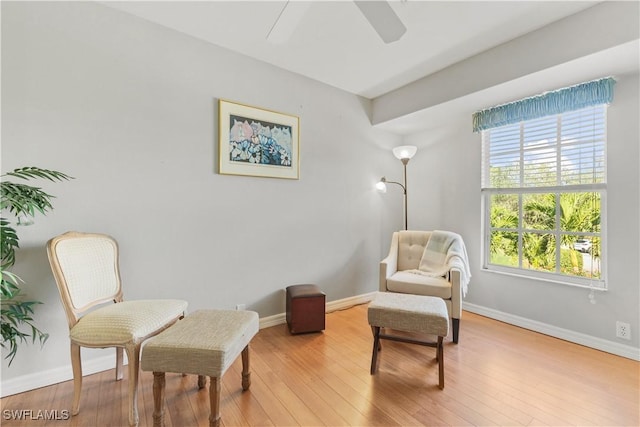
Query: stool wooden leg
[
  {"left": 209, "top": 376, "right": 221, "bottom": 427},
  {"left": 370, "top": 326, "right": 381, "bottom": 375},
  {"left": 198, "top": 375, "right": 206, "bottom": 389},
  {"left": 437, "top": 336, "right": 444, "bottom": 389},
  {"left": 370, "top": 326, "right": 382, "bottom": 351},
  {"left": 152, "top": 372, "right": 165, "bottom": 427},
  {"left": 241, "top": 345, "right": 251, "bottom": 391}
]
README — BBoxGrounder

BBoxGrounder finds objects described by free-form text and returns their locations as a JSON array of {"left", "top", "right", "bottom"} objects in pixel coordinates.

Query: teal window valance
[{"left": 472, "top": 77, "right": 616, "bottom": 132}]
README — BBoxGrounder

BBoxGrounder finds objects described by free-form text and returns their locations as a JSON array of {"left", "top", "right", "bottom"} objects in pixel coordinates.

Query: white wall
[{"left": 1, "top": 1, "right": 402, "bottom": 388}]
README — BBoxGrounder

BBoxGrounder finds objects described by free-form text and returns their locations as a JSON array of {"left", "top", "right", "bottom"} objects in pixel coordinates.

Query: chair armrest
[
  {"left": 449, "top": 268, "right": 462, "bottom": 318},
  {"left": 379, "top": 256, "right": 397, "bottom": 292},
  {"left": 379, "top": 232, "right": 399, "bottom": 292}
]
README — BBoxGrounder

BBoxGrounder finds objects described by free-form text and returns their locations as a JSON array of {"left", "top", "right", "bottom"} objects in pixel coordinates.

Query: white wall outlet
[
  {"left": 616, "top": 321, "right": 631, "bottom": 340},
  {"left": 236, "top": 304, "right": 246, "bottom": 311}
]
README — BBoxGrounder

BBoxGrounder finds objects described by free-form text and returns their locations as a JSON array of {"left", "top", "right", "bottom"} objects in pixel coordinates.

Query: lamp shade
[{"left": 392, "top": 145, "right": 417, "bottom": 160}]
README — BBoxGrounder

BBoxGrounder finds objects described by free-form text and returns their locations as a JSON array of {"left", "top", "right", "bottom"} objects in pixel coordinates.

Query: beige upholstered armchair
[
  {"left": 47, "top": 231, "right": 188, "bottom": 426},
  {"left": 380, "top": 230, "right": 470, "bottom": 343}
]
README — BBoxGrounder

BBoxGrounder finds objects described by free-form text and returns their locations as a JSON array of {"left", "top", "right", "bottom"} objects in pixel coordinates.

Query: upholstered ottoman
[
  {"left": 141, "top": 309, "right": 259, "bottom": 427},
  {"left": 368, "top": 292, "right": 449, "bottom": 389},
  {"left": 286, "top": 284, "right": 325, "bottom": 334}
]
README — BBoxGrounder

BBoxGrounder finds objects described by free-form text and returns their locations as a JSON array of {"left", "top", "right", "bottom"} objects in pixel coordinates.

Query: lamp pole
[
  {"left": 401, "top": 158, "right": 409, "bottom": 231},
  {"left": 378, "top": 177, "right": 407, "bottom": 230}
]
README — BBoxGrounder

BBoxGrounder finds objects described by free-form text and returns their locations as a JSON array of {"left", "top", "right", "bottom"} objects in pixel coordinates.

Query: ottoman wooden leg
[
  {"left": 370, "top": 326, "right": 381, "bottom": 375},
  {"left": 241, "top": 345, "right": 251, "bottom": 391},
  {"left": 209, "top": 376, "right": 221, "bottom": 427},
  {"left": 437, "top": 336, "right": 444, "bottom": 389},
  {"left": 152, "top": 372, "right": 166, "bottom": 427}
]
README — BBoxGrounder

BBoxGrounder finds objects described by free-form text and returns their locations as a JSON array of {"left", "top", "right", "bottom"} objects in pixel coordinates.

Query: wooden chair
[{"left": 47, "top": 231, "right": 188, "bottom": 426}]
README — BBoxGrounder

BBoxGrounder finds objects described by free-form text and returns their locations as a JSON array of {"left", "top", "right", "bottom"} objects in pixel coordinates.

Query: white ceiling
[{"left": 104, "top": 1, "right": 600, "bottom": 99}]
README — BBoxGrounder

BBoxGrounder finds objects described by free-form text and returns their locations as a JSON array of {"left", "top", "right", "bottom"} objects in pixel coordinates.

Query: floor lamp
[{"left": 376, "top": 145, "right": 417, "bottom": 230}]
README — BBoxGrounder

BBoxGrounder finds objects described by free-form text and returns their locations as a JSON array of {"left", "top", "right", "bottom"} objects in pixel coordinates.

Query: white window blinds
[{"left": 482, "top": 105, "right": 607, "bottom": 190}]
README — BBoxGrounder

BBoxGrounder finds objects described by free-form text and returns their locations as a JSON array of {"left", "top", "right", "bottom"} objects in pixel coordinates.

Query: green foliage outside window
[{"left": 488, "top": 187, "right": 601, "bottom": 279}]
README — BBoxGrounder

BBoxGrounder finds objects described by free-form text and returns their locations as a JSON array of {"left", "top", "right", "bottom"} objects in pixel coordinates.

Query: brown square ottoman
[{"left": 286, "top": 284, "right": 325, "bottom": 334}]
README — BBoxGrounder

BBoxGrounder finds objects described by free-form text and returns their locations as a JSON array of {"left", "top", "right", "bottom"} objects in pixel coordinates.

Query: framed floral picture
[{"left": 218, "top": 99, "right": 300, "bottom": 179}]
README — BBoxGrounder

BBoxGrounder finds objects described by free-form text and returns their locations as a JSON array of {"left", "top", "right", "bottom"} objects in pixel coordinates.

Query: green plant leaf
[
  {"left": 1, "top": 220, "right": 19, "bottom": 269},
  {"left": 1, "top": 276, "right": 22, "bottom": 299},
  {"left": 1, "top": 182, "right": 55, "bottom": 217},
  {"left": 3, "top": 167, "right": 73, "bottom": 182},
  {"left": 1, "top": 166, "right": 72, "bottom": 365}
]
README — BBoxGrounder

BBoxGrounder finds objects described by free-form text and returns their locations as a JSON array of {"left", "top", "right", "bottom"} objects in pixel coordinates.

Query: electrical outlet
[
  {"left": 236, "top": 304, "right": 246, "bottom": 311},
  {"left": 616, "top": 321, "right": 631, "bottom": 340}
]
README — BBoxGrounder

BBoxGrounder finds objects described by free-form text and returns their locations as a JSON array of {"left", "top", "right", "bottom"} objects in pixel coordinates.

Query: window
[{"left": 474, "top": 78, "right": 614, "bottom": 289}]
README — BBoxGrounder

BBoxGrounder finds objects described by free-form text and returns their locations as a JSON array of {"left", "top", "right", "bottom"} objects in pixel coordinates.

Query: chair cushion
[
  {"left": 397, "top": 231, "right": 431, "bottom": 271},
  {"left": 387, "top": 271, "right": 452, "bottom": 299},
  {"left": 368, "top": 292, "right": 449, "bottom": 336},
  {"left": 70, "top": 299, "right": 188, "bottom": 346}
]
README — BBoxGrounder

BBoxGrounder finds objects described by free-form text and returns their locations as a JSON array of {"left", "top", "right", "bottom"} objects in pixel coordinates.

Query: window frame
[{"left": 480, "top": 107, "right": 608, "bottom": 290}]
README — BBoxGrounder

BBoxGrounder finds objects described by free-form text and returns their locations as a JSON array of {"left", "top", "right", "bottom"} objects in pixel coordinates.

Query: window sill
[{"left": 481, "top": 266, "right": 607, "bottom": 291}]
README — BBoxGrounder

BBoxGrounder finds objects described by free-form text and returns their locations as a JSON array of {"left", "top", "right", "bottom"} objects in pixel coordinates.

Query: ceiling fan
[{"left": 266, "top": 1, "right": 407, "bottom": 44}]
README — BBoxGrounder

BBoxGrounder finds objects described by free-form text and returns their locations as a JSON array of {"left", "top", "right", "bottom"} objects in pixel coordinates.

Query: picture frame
[{"left": 218, "top": 99, "right": 300, "bottom": 179}]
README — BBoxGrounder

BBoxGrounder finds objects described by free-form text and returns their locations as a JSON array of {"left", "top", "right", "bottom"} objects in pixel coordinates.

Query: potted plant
[{"left": 1, "top": 167, "right": 72, "bottom": 365}]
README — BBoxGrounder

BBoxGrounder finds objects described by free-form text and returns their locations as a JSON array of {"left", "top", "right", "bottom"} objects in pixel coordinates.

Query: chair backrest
[
  {"left": 396, "top": 230, "right": 433, "bottom": 271},
  {"left": 47, "top": 231, "right": 123, "bottom": 329}
]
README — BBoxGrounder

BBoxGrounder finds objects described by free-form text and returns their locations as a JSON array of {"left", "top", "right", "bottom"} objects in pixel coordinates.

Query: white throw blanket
[{"left": 408, "top": 230, "right": 471, "bottom": 297}]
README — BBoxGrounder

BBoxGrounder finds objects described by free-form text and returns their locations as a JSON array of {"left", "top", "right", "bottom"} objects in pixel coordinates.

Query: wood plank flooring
[{"left": 2, "top": 304, "right": 638, "bottom": 426}]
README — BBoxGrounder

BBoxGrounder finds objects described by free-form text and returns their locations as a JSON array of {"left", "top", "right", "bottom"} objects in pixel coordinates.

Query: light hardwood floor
[{"left": 2, "top": 304, "right": 639, "bottom": 426}]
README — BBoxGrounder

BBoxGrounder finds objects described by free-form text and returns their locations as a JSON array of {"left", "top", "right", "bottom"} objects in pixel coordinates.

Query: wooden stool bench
[
  {"left": 367, "top": 292, "right": 449, "bottom": 389},
  {"left": 141, "top": 309, "right": 259, "bottom": 427}
]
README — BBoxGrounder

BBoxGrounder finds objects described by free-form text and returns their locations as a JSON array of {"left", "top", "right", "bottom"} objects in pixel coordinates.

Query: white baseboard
[
  {"left": 463, "top": 302, "right": 640, "bottom": 361},
  {"left": 1, "top": 353, "right": 120, "bottom": 398},
  {"left": 259, "top": 291, "right": 376, "bottom": 329},
  {"left": 2, "top": 292, "right": 377, "bottom": 397},
  {"left": 326, "top": 291, "right": 376, "bottom": 312}
]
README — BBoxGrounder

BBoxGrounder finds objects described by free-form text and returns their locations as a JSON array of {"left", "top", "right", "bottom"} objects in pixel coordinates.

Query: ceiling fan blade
[
  {"left": 354, "top": 1, "right": 407, "bottom": 44},
  {"left": 266, "top": 1, "right": 312, "bottom": 44}
]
